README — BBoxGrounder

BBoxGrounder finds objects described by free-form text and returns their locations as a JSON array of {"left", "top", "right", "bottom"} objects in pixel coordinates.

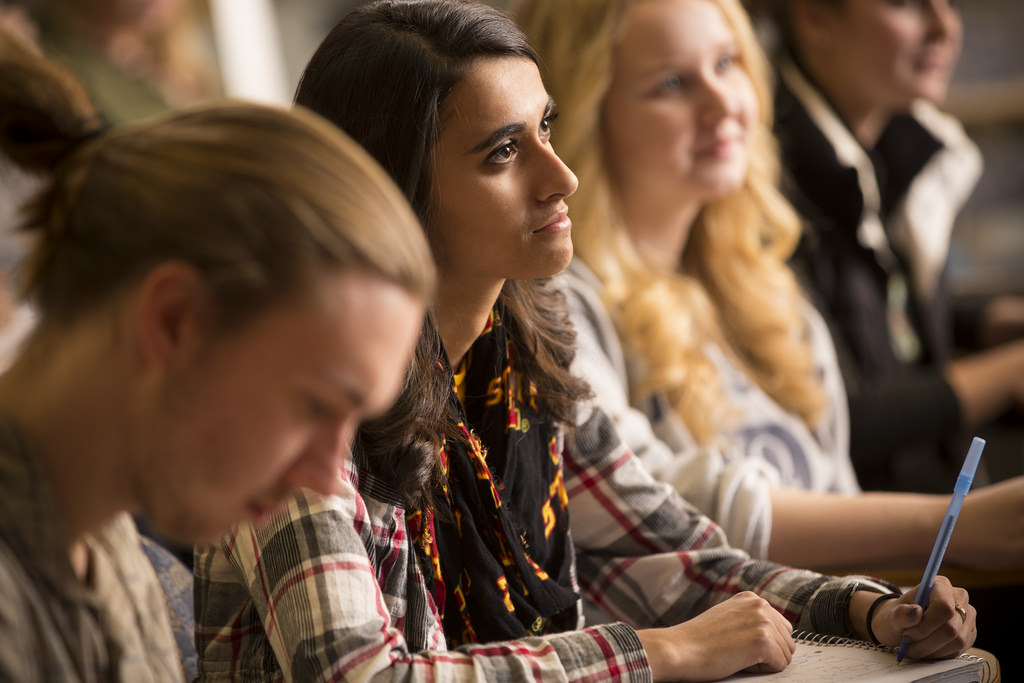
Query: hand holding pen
[
  {"left": 889, "top": 577, "right": 976, "bottom": 662},
  {"left": 863, "top": 438, "right": 983, "bottom": 661},
  {"left": 896, "top": 437, "right": 985, "bottom": 661}
]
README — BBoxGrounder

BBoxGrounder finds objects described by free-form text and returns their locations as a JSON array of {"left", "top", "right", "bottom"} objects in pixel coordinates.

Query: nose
[
  {"left": 537, "top": 142, "right": 579, "bottom": 202},
  {"left": 284, "top": 419, "right": 356, "bottom": 497},
  {"left": 925, "top": 0, "right": 961, "bottom": 43},
  {"left": 700, "top": 77, "right": 733, "bottom": 126}
]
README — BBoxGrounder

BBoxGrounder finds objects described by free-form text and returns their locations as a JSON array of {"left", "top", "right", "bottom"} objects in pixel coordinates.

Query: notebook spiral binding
[
  {"left": 793, "top": 630, "right": 895, "bottom": 652},
  {"left": 791, "top": 631, "right": 993, "bottom": 682}
]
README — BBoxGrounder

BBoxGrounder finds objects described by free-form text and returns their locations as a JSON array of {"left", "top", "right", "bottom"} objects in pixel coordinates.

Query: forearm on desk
[
  {"left": 767, "top": 489, "right": 945, "bottom": 569},
  {"left": 947, "top": 340, "right": 1024, "bottom": 428}
]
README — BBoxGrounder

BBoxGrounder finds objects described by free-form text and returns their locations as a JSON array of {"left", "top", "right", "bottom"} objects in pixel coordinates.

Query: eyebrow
[{"left": 467, "top": 97, "right": 557, "bottom": 155}]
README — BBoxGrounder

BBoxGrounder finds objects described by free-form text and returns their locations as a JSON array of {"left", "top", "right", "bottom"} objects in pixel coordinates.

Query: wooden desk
[{"left": 814, "top": 566, "right": 1024, "bottom": 589}]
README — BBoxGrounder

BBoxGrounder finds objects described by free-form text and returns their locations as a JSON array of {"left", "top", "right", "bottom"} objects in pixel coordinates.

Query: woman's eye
[
  {"left": 654, "top": 73, "right": 696, "bottom": 96},
  {"left": 540, "top": 111, "right": 559, "bottom": 137},
  {"left": 716, "top": 54, "right": 736, "bottom": 72},
  {"left": 661, "top": 74, "right": 683, "bottom": 91},
  {"left": 488, "top": 142, "right": 517, "bottom": 165}
]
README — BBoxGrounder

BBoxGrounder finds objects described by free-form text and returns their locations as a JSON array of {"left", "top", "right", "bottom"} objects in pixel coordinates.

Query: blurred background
[
  {"left": 3, "top": 0, "right": 1022, "bottom": 301},
  {"left": 942, "top": 0, "right": 1024, "bottom": 302}
]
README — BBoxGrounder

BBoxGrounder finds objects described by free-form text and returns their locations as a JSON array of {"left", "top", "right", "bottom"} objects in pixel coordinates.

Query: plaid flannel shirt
[{"left": 194, "top": 404, "right": 890, "bottom": 682}]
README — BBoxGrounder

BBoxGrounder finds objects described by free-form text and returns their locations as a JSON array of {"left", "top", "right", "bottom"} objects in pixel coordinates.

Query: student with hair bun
[{"left": 0, "top": 23, "right": 433, "bottom": 681}]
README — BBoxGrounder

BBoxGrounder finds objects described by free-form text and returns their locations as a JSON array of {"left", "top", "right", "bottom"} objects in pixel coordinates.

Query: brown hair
[
  {"left": 0, "top": 23, "right": 434, "bottom": 338},
  {"left": 749, "top": 0, "right": 842, "bottom": 60},
  {"left": 298, "top": 0, "right": 589, "bottom": 509}
]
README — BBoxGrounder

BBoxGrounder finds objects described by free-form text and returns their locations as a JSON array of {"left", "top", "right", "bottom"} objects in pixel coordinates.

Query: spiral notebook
[{"left": 723, "top": 631, "right": 989, "bottom": 682}]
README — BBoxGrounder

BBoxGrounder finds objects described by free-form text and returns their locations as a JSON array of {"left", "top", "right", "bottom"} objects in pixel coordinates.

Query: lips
[
  {"left": 916, "top": 57, "right": 950, "bottom": 75},
  {"left": 533, "top": 209, "right": 571, "bottom": 234},
  {"left": 695, "top": 137, "right": 737, "bottom": 159},
  {"left": 916, "top": 46, "right": 956, "bottom": 75}
]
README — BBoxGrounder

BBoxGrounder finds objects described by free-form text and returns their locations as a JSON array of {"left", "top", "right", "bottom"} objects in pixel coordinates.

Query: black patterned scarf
[{"left": 406, "top": 306, "right": 579, "bottom": 646}]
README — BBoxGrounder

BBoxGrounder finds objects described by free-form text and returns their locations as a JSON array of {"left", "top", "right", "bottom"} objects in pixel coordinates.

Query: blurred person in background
[
  {"left": 757, "top": 0, "right": 1024, "bottom": 494},
  {"left": 11, "top": 0, "right": 221, "bottom": 124},
  {"left": 0, "top": 3, "right": 43, "bottom": 367}
]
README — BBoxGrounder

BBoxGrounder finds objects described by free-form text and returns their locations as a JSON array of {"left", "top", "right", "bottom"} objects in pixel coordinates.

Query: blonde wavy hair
[{"left": 515, "top": 0, "right": 824, "bottom": 444}]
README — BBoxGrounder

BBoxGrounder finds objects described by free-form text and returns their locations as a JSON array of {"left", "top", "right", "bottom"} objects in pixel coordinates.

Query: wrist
[
  {"left": 847, "top": 590, "right": 898, "bottom": 642},
  {"left": 636, "top": 628, "right": 678, "bottom": 682},
  {"left": 865, "top": 592, "right": 901, "bottom": 644}
]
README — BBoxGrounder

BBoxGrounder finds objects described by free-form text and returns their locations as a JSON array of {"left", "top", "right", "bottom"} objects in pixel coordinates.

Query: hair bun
[
  {"left": 0, "top": 23, "right": 100, "bottom": 173},
  {"left": 70, "top": 116, "right": 111, "bottom": 149}
]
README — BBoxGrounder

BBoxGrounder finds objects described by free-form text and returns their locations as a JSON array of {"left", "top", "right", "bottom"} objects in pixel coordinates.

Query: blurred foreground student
[
  {"left": 194, "top": 2, "right": 978, "bottom": 681},
  {"left": 0, "top": 24, "right": 432, "bottom": 681}
]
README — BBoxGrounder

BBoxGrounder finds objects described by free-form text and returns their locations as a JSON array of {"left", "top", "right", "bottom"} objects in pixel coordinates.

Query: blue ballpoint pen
[{"left": 896, "top": 436, "right": 985, "bottom": 662}]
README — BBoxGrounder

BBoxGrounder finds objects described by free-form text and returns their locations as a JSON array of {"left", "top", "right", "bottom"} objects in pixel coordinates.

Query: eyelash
[
  {"left": 660, "top": 74, "right": 685, "bottom": 92},
  {"left": 541, "top": 111, "right": 558, "bottom": 136},
  {"left": 488, "top": 141, "right": 517, "bottom": 165},
  {"left": 486, "top": 112, "right": 558, "bottom": 166}
]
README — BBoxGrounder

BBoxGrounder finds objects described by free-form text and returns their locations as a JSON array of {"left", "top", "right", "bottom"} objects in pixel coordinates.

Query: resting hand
[
  {"left": 865, "top": 578, "right": 976, "bottom": 660},
  {"left": 637, "top": 591, "right": 795, "bottom": 682}
]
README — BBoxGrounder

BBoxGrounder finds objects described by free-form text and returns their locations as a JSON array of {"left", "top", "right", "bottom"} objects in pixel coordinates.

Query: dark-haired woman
[{"left": 194, "top": 2, "right": 977, "bottom": 681}]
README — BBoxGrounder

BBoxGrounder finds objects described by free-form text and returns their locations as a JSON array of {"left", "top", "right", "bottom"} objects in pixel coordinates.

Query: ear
[{"left": 134, "top": 262, "right": 213, "bottom": 372}]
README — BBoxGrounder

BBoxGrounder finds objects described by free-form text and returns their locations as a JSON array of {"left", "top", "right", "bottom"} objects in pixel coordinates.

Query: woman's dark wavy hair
[{"left": 296, "top": 0, "right": 590, "bottom": 510}]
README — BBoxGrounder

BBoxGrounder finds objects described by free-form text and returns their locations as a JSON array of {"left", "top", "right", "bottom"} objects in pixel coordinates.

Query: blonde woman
[{"left": 514, "top": 0, "right": 1024, "bottom": 573}]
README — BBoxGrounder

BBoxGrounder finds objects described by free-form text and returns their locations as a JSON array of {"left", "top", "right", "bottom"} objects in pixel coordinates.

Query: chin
[
  {"left": 900, "top": 73, "right": 952, "bottom": 106},
  {"left": 521, "top": 241, "right": 574, "bottom": 279},
  {"left": 555, "top": 243, "right": 575, "bottom": 270},
  {"left": 699, "top": 176, "right": 746, "bottom": 203},
  {"left": 143, "top": 512, "right": 230, "bottom": 547},
  {"left": 693, "top": 159, "right": 747, "bottom": 192},
  {"left": 917, "top": 85, "right": 951, "bottom": 106},
  {"left": 546, "top": 244, "right": 575, "bottom": 277}
]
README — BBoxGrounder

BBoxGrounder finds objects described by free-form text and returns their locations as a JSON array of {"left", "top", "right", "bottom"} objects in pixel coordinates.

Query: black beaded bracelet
[{"left": 865, "top": 592, "right": 901, "bottom": 644}]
